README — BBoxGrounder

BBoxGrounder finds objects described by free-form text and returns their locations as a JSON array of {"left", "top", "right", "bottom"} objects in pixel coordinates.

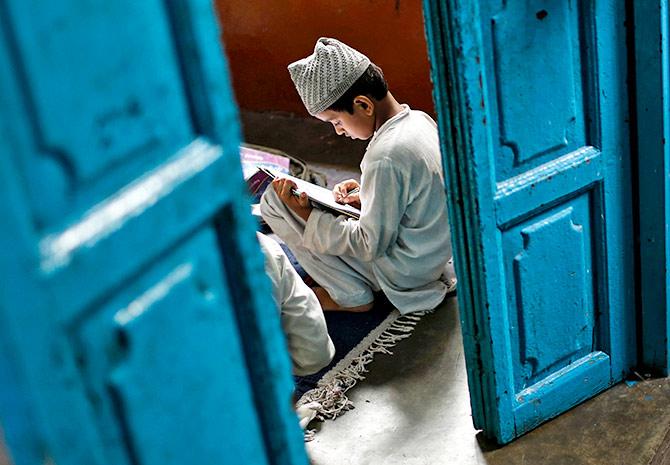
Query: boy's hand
[
  {"left": 333, "top": 179, "right": 361, "bottom": 209},
  {"left": 272, "top": 178, "right": 312, "bottom": 221}
]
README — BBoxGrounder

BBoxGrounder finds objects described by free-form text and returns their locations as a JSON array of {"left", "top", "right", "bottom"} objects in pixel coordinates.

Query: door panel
[
  {"left": 0, "top": 0, "right": 308, "bottom": 463},
  {"left": 504, "top": 196, "right": 597, "bottom": 392},
  {"left": 490, "top": 0, "right": 589, "bottom": 180},
  {"left": 494, "top": 147, "right": 602, "bottom": 226},
  {"left": 76, "top": 228, "right": 267, "bottom": 465},
  {"left": 42, "top": 139, "right": 230, "bottom": 321},
  {"left": 3, "top": 0, "right": 196, "bottom": 231},
  {"left": 423, "top": 0, "right": 635, "bottom": 442}
]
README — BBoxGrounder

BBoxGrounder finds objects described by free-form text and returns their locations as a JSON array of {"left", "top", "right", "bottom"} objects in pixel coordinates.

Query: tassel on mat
[{"left": 297, "top": 310, "right": 425, "bottom": 441}]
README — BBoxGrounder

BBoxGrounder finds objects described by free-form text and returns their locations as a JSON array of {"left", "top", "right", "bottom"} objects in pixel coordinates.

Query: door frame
[
  {"left": 421, "top": 0, "right": 507, "bottom": 439},
  {"left": 632, "top": 0, "right": 670, "bottom": 376}
]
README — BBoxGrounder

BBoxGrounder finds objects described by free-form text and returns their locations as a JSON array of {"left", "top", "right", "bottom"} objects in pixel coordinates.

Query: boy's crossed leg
[
  {"left": 311, "top": 286, "right": 373, "bottom": 312},
  {"left": 261, "top": 187, "right": 379, "bottom": 312}
]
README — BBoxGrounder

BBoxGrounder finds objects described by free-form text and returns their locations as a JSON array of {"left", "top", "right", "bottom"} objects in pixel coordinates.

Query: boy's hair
[{"left": 327, "top": 64, "right": 388, "bottom": 114}]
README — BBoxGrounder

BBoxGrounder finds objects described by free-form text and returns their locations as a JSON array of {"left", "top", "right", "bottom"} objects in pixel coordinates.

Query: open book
[{"left": 250, "top": 167, "right": 361, "bottom": 219}]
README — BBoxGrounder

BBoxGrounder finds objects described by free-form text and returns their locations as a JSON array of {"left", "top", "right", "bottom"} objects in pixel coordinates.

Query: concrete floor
[
  {"left": 305, "top": 296, "right": 670, "bottom": 465},
  {"left": 241, "top": 110, "right": 670, "bottom": 465}
]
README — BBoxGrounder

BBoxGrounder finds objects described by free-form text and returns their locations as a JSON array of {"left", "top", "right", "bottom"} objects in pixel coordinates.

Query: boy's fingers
[
  {"left": 342, "top": 180, "right": 359, "bottom": 191},
  {"left": 278, "top": 179, "right": 291, "bottom": 198},
  {"left": 273, "top": 179, "right": 290, "bottom": 202},
  {"left": 278, "top": 179, "right": 300, "bottom": 202},
  {"left": 332, "top": 184, "right": 346, "bottom": 201},
  {"left": 342, "top": 194, "right": 360, "bottom": 205},
  {"left": 272, "top": 178, "right": 282, "bottom": 193},
  {"left": 299, "top": 192, "right": 310, "bottom": 208},
  {"left": 286, "top": 180, "right": 298, "bottom": 195},
  {"left": 277, "top": 180, "right": 286, "bottom": 197}
]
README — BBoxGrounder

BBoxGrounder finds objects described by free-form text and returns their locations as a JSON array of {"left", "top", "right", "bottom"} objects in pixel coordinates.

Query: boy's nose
[{"left": 334, "top": 126, "right": 345, "bottom": 136}]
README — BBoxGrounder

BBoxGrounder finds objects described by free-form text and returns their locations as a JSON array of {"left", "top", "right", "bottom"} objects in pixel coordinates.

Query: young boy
[
  {"left": 260, "top": 37, "right": 455, "bottom": 314},
  {"left": 257, "top": 232, "right": 335, "bottom": 376}
]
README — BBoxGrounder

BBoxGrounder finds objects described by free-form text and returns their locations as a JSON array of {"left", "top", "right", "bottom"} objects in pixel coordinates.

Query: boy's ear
[{"left": 354, "top": 95, "right": 374, "bottom": 115}]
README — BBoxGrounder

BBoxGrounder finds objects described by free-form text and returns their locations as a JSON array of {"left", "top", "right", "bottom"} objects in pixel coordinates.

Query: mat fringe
[{"left": 297, "top": 309, "right": 426, "bottom": 440}]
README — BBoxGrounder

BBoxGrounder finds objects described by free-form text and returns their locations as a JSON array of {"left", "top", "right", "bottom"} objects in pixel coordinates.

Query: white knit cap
[{"left": 288, "top": 37, "right": 371, "bottom": 115}]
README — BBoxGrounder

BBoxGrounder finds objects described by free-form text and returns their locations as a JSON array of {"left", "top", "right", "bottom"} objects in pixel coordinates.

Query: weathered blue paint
[
  {"left": 0, "top": 1, "right": 307, "bottom": 464},
  {"left": 423, "top": 0, "right": 636, "bottom": 443},
  {"left": 633, "top": 0, "right": 670, "bottom": 375}
]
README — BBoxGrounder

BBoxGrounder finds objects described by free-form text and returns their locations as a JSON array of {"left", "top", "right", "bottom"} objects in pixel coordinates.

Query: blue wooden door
[
  {"left": 0, "top": 1, "right": 306, "bottom": 464},
  {"left": 424, "top": 0, "right": 635, "bottom": 443}
]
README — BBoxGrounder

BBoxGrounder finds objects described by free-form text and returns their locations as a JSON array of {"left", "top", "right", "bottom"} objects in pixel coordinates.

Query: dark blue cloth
[
  {"left": 293, "top": 297, "right": 392, "bottom": 398},
  {"left": 277, "top": 237, "right": 394, "bottom": 398}
]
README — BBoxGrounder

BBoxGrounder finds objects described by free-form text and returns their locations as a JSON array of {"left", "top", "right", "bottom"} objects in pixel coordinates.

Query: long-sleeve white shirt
[
  {"left": 302, "top": 105, "right": 454, "bottom": 313},
  {"left": 257, "top": 232, "right": 335, "bottom": 376}
]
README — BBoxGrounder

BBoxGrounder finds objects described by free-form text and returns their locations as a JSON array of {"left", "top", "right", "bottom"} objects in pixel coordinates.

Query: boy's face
[{"left": 315, "top": 97, "right": 375, "bottom": 140}]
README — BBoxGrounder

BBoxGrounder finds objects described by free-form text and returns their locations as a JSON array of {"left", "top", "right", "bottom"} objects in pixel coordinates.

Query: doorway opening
[{"left": 213, "top": 1, "right": 670, "bottom": 463}]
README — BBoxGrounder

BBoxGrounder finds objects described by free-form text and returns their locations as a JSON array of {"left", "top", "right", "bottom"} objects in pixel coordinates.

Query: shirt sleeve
[
  {"left": 256, "top": 233, "right": 335, "bottom": 376},
  {"left": 274, "top": 252, "right": 335, "bottom": 376},
  {"left": 302, "top": 157, "right": 408, "bottom": 261}
]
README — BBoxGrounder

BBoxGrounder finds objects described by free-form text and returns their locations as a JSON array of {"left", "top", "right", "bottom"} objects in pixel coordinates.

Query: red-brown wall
[{"left": 215, "top": 1, "right": 435, "bottom": 115}]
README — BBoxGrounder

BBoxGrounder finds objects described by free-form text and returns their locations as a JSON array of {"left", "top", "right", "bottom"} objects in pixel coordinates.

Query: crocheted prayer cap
[{"left": 288, "top": 37, "right": 371, "bottom": 115}]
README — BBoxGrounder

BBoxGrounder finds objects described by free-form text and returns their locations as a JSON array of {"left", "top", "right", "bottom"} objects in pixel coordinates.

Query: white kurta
[
  {"left": 261, "top": 105, "right": 455, "bottom": 314},
  {"left": 257, "top": 232, "right": 335, "bottom": 376}
]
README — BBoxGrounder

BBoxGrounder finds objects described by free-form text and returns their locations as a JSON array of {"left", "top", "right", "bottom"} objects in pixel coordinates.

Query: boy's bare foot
[{"left": 312, "top": 287, "right": 373, "bottom": 312}]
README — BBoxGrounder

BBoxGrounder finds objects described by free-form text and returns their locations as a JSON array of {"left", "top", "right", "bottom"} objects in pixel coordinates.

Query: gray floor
[
  {"left": 305, "top": 297, "right": 670, "bottom": 465},
  {"left": 306, "top": 296, "right": 484, "bottom": 465}
]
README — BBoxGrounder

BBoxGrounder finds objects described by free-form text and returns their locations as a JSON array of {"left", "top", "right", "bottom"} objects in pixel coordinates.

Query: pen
[
  {"left": 343, "top": 187, "right": 359, "bottom": 198},
  {"left": 261, "top": 167, "right": 301, "bottom": 197}
]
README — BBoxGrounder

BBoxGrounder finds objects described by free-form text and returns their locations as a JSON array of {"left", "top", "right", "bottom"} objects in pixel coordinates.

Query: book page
[{"left": 262, "top": 168, "right": 361, "bottom": 219}]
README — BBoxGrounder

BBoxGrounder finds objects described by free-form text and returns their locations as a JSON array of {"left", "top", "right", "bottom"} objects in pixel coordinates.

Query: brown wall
[{"left": 215, "top": 0, "right": 435, "bottom": 116}]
